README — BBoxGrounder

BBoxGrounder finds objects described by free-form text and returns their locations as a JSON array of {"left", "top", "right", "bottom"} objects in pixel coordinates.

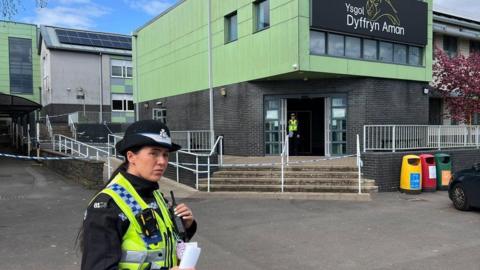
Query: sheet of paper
[{"left": 179, "top": 242, "right": 201, "bottom": 269}]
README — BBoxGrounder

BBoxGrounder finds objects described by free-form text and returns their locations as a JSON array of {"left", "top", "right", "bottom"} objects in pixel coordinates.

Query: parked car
[{"left": 449, "top": 164, "right": 480, "bottom": 210}]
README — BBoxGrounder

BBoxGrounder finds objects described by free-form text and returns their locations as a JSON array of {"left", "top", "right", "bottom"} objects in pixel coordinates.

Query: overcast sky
[{"left": 434, "top": 0, "right": 480, "bottom": 21}]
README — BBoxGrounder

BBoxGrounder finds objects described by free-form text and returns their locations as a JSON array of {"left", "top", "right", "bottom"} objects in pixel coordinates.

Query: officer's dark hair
[{"left": 76, "top": 145, "right": 144, "bottom": 253}]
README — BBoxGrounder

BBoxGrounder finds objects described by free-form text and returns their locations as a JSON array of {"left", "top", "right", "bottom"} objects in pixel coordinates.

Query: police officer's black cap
[{"left": 115, "top": 120, "right": 181, "bottom": 155}]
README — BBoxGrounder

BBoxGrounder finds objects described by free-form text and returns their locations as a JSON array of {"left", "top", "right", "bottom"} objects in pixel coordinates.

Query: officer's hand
[{"left": 174, "top": 203, "right": 194, "bottom": 229}]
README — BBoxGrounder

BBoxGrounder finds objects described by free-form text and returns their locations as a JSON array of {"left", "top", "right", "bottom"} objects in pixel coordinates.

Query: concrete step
[
  {"left": 202, "top": 177, "right": 376, "bottom": 186},
  {"left": 198, "top": 184, "right": 378, "bottom": 193},
  {"left": 220, "top": 165, "right": 357, "bottom": 172},
  {"left": 212, "top": 170, "right": 359, "bottom": 179}
]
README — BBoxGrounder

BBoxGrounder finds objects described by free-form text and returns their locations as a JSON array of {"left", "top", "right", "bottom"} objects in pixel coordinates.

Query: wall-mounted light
[
  {"left": 220, "top": 88, "right": 226, "bottom": 97},
  {"left": 66, "top": 87, "right": 71, "bottom": 92},
  {"left": 156, "top": 101, "right": 163, "bottom": 106},
  {"left": 144, "top": 103, "right": 149, "bottom": 109},
  {"left": 423, "top": 87, "right": 429, "bottom": 95}
]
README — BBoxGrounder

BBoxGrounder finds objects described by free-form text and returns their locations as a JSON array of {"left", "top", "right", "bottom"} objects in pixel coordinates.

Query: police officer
[
  {"left": 288, "top": 113, "right": 300, "bottom": 155},
  {"left": 81, "top": 120, "right": 197, "bottom": 270}
]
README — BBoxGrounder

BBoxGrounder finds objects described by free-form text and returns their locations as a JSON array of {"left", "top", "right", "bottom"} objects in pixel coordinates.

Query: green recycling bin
[{"left": 434, "top": 153, "right": 452, "bottom": 190}]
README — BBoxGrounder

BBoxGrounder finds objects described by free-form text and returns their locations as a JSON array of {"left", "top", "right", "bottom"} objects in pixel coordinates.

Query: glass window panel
[
  {"left": 332, "top": 143, "right": 346, "bottom": 155},
  {"left": 332, "top": 97, "right": 346, "bottom": 107},
  {"left": 328, "top": 33, "right": 344, "bottom": 56},
  {"left": 226, "top": 12, "right": 238, "bottom": 42},
  {"left": 126, "top": 66, "right": 133, "bottom": 78},
  {"left": 443, "top": 35, "right": 457, "bottom": 57},
  {"left": 127, "top": 100, "right": 134, "bottom": 111},
  {"left": 379, "top": 42, "right": 393, "bottom": 62},
  {"left": 345, "top": 36, "right": 361, "bottom": 58},
  {"left": 265, "top": 110, "right": 279, "bottom": 120},
  {"left": 394, "top": 44, "right": 407, "bottom": 64},
  {"left": 9, "top": 38, "right": 33, "bottom": 94},
  {"left": 332, "top": 108, "right": 346, "bottom": 118},
  {"left": 332, "top": 132, "right": 346, "bottom": 142},
  {"left": 363, "top": 39, "right": 377, "bottom": 60},
  {"left": 310, "top": 31, "right": 326, "bottom": 55},
  {"left": 112, "top": 66, "right": 123, "bottom": 77},
  {"left": 255, "top": 0, "right": 270, "bottom": 31},
  {"left": 267, "top": 100, "right": 279, "bottom": 109},
  {"left": 331, "top": 120, "right": 346, "bottom": 130},
  {"left": 409, "top": 46, "right": 422, "bottom": 66},
  {"left": 112, "top": 100, "right": 123, "bottom": 110}
]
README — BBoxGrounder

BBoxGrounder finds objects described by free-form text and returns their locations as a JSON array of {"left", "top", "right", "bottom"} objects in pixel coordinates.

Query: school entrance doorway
[{"left": 264, "top": 95, "right": 347, "bottom": 156}]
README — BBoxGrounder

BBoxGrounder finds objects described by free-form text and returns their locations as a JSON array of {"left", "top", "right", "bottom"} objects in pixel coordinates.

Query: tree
[
  {"left": 0, "top": 0, "right": 47, "bottom": 19},
  {"left": 432, "top": 49, "right": 480, "bottom": 124}
]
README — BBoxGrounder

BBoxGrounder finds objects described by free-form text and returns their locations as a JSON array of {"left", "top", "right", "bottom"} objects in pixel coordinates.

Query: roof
[
  {"left": 39, "top": 25, "right": 132, "bottom": 56},
  {"left": 0, "top": 93, "right": 41, "bottom": 118}
]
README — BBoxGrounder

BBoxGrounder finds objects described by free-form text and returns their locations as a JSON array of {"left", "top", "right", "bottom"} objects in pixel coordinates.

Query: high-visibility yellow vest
[
  {"left": 288, "top": 119, "right": 298, "bottom": 132},
  {"left": 100, "top": 173, "right": 178, "bottom": 270}
]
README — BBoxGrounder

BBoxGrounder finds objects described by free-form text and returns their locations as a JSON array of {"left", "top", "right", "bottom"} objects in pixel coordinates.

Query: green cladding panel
[
  {"left": 135, "top": 0, "right": 432, "bottom": 102},
  {"left": 0, "top": 21, "right": 41, "bottom": 104}
]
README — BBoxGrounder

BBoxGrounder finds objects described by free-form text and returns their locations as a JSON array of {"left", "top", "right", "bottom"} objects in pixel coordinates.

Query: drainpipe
[
  {"left": 208, "top": 0, "right": 214, "bottom": 147},
  {"left": 133, "top": 33, "right": 140, "bottom": 121},
  {"left": 99, "top": 52, "right": 103, "bottom": 124}
]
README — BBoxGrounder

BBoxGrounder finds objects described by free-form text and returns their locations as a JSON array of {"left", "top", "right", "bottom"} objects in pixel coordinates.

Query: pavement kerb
[{"left": 160, "top": 177, "right": 371, "bottom": 201}]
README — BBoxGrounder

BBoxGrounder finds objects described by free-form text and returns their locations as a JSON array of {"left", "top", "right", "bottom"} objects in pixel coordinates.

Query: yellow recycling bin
[{"left": 400, "top": 155, "right": 422, "bottom": 194}]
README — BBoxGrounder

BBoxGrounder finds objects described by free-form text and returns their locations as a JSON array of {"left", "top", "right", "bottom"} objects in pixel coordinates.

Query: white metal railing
[
  {"left": 170, "top": 136, "right": 223, "bottom": 192},
  {"left": 363, "top": 125, "right": 480, "bottom": 152},
  {"left": 107, "top": 134, "right": 124, "bottom": 159},
  {"left": 170, "top": 130, "right": 211, "bottom": 151},
  {"left": 46, "top": 115, "right": 53, "bottom": 140},
  {"left": 356, "top": 134, "right": 362, "bottom": 194},
  {"left": 68, "top": 114, "right": 77, "bottom": 140},
  {"left": 54, "top": 134, "right": 109, "bottom": 160},
  {"left": 280, "top": 134, "right": 289, "bottom": 192},
  {"left": 69, "top": 111, "right": 135, "bottom": 124}
]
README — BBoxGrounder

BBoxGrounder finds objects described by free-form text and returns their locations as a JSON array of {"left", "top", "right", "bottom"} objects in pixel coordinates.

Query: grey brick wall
[
  {"left": 140, "top": 77, "right": 429, "bottom": 156},
  {"left": 363, "top": 149, "right": 480, "bottom": 191}
]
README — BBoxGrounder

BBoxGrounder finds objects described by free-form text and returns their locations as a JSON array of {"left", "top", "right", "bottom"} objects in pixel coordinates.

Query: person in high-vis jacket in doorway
[{"left": 81, "top": 120, "right": 197, "bottom": 270}]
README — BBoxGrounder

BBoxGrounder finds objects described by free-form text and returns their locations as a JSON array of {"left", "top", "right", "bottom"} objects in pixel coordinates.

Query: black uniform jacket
[{"left": 81, "top": 171, "right": 197, "bottom": 270}]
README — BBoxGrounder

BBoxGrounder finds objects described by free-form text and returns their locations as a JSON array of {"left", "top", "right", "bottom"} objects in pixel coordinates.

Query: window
[
  {"left": 470, "top": 40, "right": 480, "bottom": 54},
  {"left": 408, "top": 46, "right": 422, "bottom": 66},
  {"left": 363, "top": 39, "right": 377, "bottom": 60},
  {"left": 153, "top": 108, "right": 167, "bottom": 124},
  {"left": 9, "top": 38, "right": 33, "bottom": 94},
  {"left": 225, "top": 12, "right": 238, "bottom": 43},
  {"left": 310, "top": 31, "right": 326, "bottom": 55},
  {"left": 345, "top": 36, "right": 361, "bottom": 58},
  {"left": 309, "top": 30, "right": 423, "bottom": 66},
  {"left": 111, "top": 60, "right": 133, "bottom": 78},
  {"left": 111, "top": 94, "right": 134, "bottom": 111},
  {"left": 330, "top": 97, "right": 347, "bottom": 155},
  {"left": 443, "top": 35, "right": 457, "bottom": 57},
  {"left": 379, "top": 42, "right": 393, "bottom": 62},
  {"left": 254, "top": 0, "right": 269, "bottom": 32},
  {"left": 328, "top": 33, "right": 344, "bottom": 56},
  {"left": 393, "top": 44, "right": 407, "bottom": 64}
]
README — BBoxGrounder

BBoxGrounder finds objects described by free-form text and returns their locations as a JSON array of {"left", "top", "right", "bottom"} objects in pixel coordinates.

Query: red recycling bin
[{"left": 419, "top": 154, "right": 437, "bottom": 192}]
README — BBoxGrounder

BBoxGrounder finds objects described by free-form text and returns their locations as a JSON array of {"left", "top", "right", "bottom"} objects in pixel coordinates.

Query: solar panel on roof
[{"left": 54, "top": 29, "right": 131, "bottom": 50}]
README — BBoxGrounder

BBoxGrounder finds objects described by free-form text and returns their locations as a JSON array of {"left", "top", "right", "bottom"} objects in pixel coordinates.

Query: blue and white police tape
[{"left": 0, "top": 152, "right": 89, "bottom": 160}]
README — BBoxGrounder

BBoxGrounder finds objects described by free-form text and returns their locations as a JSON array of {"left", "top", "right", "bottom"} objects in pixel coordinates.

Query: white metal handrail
[
  {"left": 68, "top": 114, "right": 77, "bottom": 140},
  {"left": 107, "top": 134, "right": 124, "bottom": 159},
  {"left": 171, "top": 130, "right": 211, "bottom": 151},
  {"left": 171, "top": 136, "right": 223, "bottom": 192},
  {"left": 364, "top": 125, "right": 480, "bottom": 152},
  {"left": 280, "top": 134, "right": 289, "bottom": 193},
  {"left": 46, "top": 115, "right": 53, "bottom": 140},
  {"left": 54, "top": 134, "right": 109, "bottom": 160}
]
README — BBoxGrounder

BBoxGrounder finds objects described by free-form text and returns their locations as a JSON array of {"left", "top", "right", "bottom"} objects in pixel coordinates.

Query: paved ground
[{"left": 1, "top": 157, "right": 479, "bottom": 270}]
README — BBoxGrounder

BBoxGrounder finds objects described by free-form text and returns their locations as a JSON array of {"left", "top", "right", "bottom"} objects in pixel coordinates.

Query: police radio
[{"left": 169, "top": 191, "right": 187, "bottom": 241}]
